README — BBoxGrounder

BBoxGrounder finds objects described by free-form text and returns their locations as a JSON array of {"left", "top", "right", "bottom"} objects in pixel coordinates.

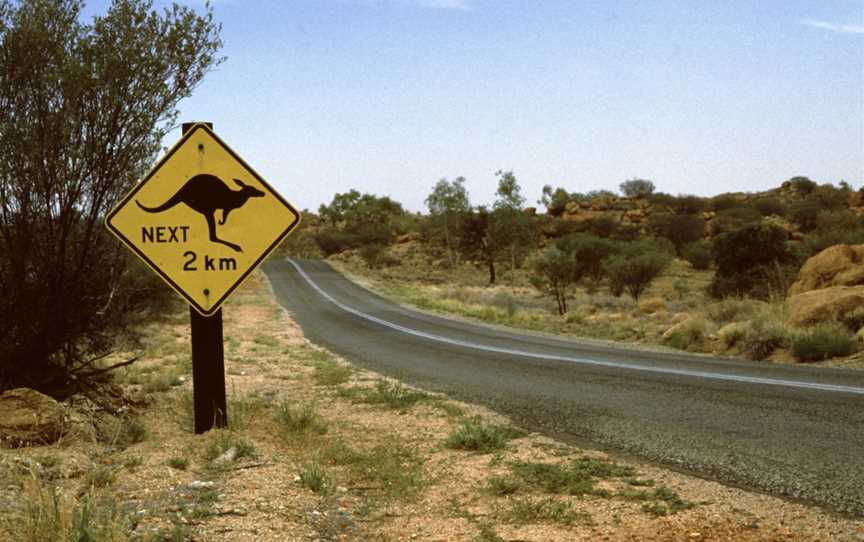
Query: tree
[
  {"left": 710, "top": 223, "right": 793, "bottom": 298},
  {"left": 709, "top": 206, "right": 762, "bottom": 236},
  {"left": 681, "top": 241, "right": 712, "bottom": 270},
  {"left": 425, "top": 177, "right": 470, "bottom": 268},
  {"left": 647, "top": 213, "right": 705, "bottom": 254},
  {"left": 0, "top": 0, "right": 223, "bottom": 396},
  {"left": 492, "top": 170, "right": 536, "bottom": 274},
  {"left": 315, "top": 191, "right": 406, "bottom": 254},
  {"left": 493, "top": 170, "right": 526, "bottom": 211},
  {"left": 539, "top": 184, "right": 570, "bottom": 217},
  {"left": 460, "top": 206, "right": 503, "bottom": 285},
  {"left": 530, "top": 247, "right": 579, "bottom": 315},
  {"left": 604, "top": 241, "right": 672, "bottom": 299},
  {"left": 555, "top": 233, "right": 617, "bottom": 291},
  {"left": 619, "top": 178, "right": 655, "bottom": 198}
]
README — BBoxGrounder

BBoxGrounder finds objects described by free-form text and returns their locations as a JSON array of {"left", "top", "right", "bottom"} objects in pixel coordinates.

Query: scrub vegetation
[
  {"left": 308, "top": 173, "right": 864, "bottom": 368},
  {"left": 1, "top": 271, "right": 859, "bottom": 541}
]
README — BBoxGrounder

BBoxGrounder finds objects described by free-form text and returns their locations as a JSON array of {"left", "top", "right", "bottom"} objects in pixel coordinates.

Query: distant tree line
[{"left": 312, "top": 173, "right": 864, "bottom": 314}]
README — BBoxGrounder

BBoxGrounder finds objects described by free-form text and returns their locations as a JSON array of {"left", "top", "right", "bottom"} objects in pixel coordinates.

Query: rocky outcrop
[
  {"left": 0, "top": 388, "right": 66, "bottom": 447},
  {"left": 553, "top": 190, "right": 805, "bottom": 240},
  {"left": 789, "top": 244, "right": 864, "bottom": 295},
  {"left": 787, "top": 285, "right": 864, "bottom": 327}
]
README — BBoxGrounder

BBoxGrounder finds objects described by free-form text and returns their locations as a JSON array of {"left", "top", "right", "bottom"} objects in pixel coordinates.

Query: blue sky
[{"left": 89, "top": 0, "right": 863, "bottom": 212}]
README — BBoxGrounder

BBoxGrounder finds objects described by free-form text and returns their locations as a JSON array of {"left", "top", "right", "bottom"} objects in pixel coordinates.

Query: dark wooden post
[{"left": 183, "top": 121, "right": 228, "bottom": 434}]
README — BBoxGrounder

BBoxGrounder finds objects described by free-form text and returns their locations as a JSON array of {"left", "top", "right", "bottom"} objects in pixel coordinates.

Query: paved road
[{"left": 263, "top": 259, "right": 864, "bottom": 516}]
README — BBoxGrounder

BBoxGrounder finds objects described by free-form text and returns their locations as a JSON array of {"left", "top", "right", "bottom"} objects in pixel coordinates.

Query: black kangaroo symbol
[{"left": 136, "top": 174, "right": 265, "bottom": 253}]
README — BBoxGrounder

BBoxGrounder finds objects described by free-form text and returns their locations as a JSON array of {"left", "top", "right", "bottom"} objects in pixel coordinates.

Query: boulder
[
  {"left": 789, "top": 244, "right": 864, "bottom": 295},
  {"left": 787, "top": 285, "right": 864, "bottom": 327},
  {"left": 0, "top": 388, "right": 65, "bottom": 447}
]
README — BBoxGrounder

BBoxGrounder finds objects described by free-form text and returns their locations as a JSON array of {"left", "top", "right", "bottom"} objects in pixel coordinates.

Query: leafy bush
[
  {"left": 647, "top": 214, "right": 705, "bottom": 254},
  {"left": 649, "top": 192, "right": 678, "bottom": 209},
  {"left": 681, "top": 241, "right": 712, "bottom": 270},
  {"left": 662, "top": 318, "right": 712, "bottom": 351},
  {"left": 276, "top": 400, "right": 327, "bottom": 435},
  {"left": 619, "top": 178, "right": 655, "bottom": 198},
  {"left": 604, "top": 241, "right": 672, "bottom": 299},
  {"left": 705, "top": 299, "right": 758, "bottom": 325},
  {"left": 710, "top": 223, "right": 794, "bottom": 299},
  {"left": 299, "top": 462, "right": 331, "bottom": 494},
  {"left": 740, "top": 317, "right": 789, "bottom": 361},
  {"left": 540, "top": 185, "right": 571, "bottom": 217},
  {"left": 787, "top": 176, "right": 817, "bottom": 196},
  {"left": 789, "top": 198, "right": 823, "bottom": 232},
  {"left": 709, "top": 206, "right": 762, "bottom": 236},
  {"left": 555, "top": 233, "right": 618, "bottom": 290},
  {"left": 314, "top": 230, "right": 358, "bottom": 256},
  {"left": 672, "top": 195, "right": 706, "bottom": 215},
  {"left": 487, "top": 474, "right": 522, "bottom": 495},
  {"left": 530, "top": 246, "right": 578, "bottom": 315},
  {"left": 753, "top": 197, "right": 788, "bottom": 217},
  {"left": 791, "top": 323, "right": 858, "bottom": 362},
  {"left": 445, "top": 418, "right": 524, "bottom": 453},
  {"left": 709, "top": 194, "right": 741, "bottom": 212},
  {"left": 0, "top": 0, "right": 223, "bottom": 398}
]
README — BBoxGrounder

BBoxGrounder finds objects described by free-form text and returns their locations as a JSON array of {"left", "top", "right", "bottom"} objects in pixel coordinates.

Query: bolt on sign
[{"left": 106, "top": 123, "right": 300, "bottom": 315}]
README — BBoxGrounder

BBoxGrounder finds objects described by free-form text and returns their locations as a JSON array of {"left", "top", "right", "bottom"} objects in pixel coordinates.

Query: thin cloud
[{"left": 802, "top": 19, "right": 864, "bottom": 35}]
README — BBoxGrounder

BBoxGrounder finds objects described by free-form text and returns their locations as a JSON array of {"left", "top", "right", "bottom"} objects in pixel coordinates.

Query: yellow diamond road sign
[{"left": 106, "top": 124, "right": 300, "bottom": 316}]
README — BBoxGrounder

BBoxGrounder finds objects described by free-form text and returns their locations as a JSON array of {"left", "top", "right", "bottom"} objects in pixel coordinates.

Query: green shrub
[
  {"left": 3, "top": 479, "right": 132, "bottom": 542},
  {"left": 358, "top": 243, "right": 387, "bottom": 269},
  {"left": 359, "top": 380, "right": 432, "bottom": 410},
  {"left": 276, "top": 400, "right": 327, "bottom": 436},
  {"left": 709, "top": 194, "right": 741, "bottom": 212},
  {"left": 619, "top": 178, "right": 655, "bottom": 198},
  {"left": 646, "top": 213, "right": 704, "bottom": 254},
  {"left": 116, "top": 416, "right": 147, "bottom": 448},
  {"left": 710, "top": 223, "right": 794, "bottom": 299},
  {"left": 487, "top": 474, "right": 521, "bottom": 495},
  {"left": 681, "top": 241, "right": 712, "bottom": 270},
  {"left": 838, "top": 306, "right": 864, "bottom": 333},
  {"left": 555, "top": 233, "right": 619, "bottom": 289},
  {"left": 740, "top": 317, "right": 789, "bottom": 361},
  {"left": 204, "top": 431, "right": 257, "bottom": 464},
  {"left": 753, "top": 197, "right": 787, "bottom": 217},
  {"left": 312, "top": 357, "right": 352, "bottom": 386},
  {"left": 505, "top": 497, "right": 592, "bottom": 526},
  {"left": 299, "top": 462, "right": 330, "bottom": 494},
  {"left": 509, "top": 457, "right": 634, "bottom": 496},
  {"left": 319, "top": 441, "right": 425, "bottom": 501},
  {"left": 445, "top": 418, "right": 524, "bottom": 453},
  {"left": 604, "top": 241, "right": 672, "bottom": 299},
  {"left": 672, "top": 195, "right": 705, "bottom": 215},
  {"left": 82, "top": 466, "right": 116, "bottom": 491},
  {"left": 705, "top": 299, "right": 758, "bottom": 325},
  {"left": 791, "top": 323, "right": 858, "bottom": 362},
  {"left": 710, "top": 206, "right": 762, "bottom": 236}
]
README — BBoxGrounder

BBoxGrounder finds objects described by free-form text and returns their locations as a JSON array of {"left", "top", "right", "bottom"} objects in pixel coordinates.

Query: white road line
[{"left": 288, "top": 259, "right": 864, "bottom": 396}]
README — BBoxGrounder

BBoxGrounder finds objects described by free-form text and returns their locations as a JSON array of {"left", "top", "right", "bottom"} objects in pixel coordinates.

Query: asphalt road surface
[{"left": 263, "top": 259, "right": 864, "bottom": 516}]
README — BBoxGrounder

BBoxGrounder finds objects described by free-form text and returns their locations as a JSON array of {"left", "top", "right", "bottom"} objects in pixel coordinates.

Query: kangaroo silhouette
[{"left": 136, "top": 174, "right": 265, "bottom": 253}]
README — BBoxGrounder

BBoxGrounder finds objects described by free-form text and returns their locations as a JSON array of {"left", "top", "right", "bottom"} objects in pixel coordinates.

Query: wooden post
[{"left": 183, "top": 121, "right": 227, "bottom": 434}]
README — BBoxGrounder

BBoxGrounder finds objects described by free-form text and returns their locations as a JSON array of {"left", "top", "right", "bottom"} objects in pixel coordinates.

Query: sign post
[{"left": 106, "top": 122, "right": 300, "bottom": 434}]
